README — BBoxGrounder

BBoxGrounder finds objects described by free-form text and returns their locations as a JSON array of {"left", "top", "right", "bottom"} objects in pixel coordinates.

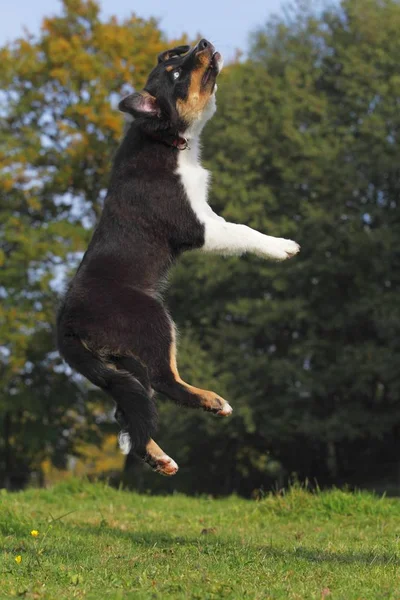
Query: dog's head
[{"left": 119, "top": 39, "right": 223, "bottom": 136}]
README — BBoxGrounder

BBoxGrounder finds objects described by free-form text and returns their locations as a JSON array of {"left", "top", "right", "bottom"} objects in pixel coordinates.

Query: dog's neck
[
  {"left": 123, "top": 93, "right": 216, "bottom": 162},
  {"left": 146, "top": 130, "right": 189, "bottom": 151},
  {"left": 179, "top": 93, "right": 216, "bottom": 161},
  {"left": 183, "top": 93, "right": 216, "bottom": 139}
]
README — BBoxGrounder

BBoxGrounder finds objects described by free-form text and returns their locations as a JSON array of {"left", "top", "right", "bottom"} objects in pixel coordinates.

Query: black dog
[{"left": 57, "top": 39, "right": 300, "bottom": 475}]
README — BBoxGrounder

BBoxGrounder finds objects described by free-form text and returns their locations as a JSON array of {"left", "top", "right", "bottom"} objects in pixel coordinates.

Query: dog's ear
[
  {"left": 158, "top": 45, "right": 191, "bottom": 64},
  {"left": 118, "top": 92, "right": 160, "bottom": 118}
]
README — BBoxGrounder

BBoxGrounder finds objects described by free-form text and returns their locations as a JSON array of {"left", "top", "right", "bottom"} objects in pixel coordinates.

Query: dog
[{"left": 56, "top": 39, "right": 300, "bottom": 476}]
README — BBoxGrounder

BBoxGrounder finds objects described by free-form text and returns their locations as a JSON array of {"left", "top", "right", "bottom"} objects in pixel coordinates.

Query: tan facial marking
[
  {"left": 176, "top": 63, "right": 213, "bottom": 123},
  {"left": 197, "top": 52, "right": 211, "bottom": 67}
]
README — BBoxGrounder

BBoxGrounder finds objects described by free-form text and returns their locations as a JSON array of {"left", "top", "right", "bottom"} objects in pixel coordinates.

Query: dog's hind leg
[
  {"left": 57, "top": 333, "right": 158, "bottom": 455},
  {"left": 149, "top": 322, "right": 233, "bottom": 417},
  {"left": 98, "top": 293, "right": 232, "bottom": 418},
  {"left": 58, "top": 291, "right": 184, "bottom": 476},
  {"left": 109, "top": 356, "right": 178, "bottom": 475},
  {"left": 114, "top": 406, "right": 178, "bottom": 476}
]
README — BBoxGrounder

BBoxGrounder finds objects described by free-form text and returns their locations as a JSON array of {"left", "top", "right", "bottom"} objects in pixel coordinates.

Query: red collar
[{"left": 147, "top": 131, "right": 189, "bottom": 151}]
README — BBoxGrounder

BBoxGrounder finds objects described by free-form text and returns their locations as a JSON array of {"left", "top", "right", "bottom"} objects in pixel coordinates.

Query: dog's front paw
[{"left": 264, "top": 238, "right": 300, "bottom": 261}]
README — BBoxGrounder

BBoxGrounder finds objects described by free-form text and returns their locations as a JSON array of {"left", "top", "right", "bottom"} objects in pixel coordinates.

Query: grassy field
[{"left": 1, "top": 480, "right": 400, "bottom": 599}]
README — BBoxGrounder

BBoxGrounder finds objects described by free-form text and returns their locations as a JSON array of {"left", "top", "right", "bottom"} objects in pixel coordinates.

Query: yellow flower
[
  {"left": 30, "top": 530, "right": 39, "bottom": 537},
  {"left": 15, "top": 555, "right": 22, "bottom": 564}
]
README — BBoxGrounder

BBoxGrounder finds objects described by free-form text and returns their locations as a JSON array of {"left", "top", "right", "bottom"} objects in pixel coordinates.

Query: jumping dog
[{"left": 57, "top": 39, "right": 300, "bottom": 476}]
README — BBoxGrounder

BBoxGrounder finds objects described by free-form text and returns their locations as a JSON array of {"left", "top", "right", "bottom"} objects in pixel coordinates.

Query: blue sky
[{"left": 1, "top": 0, "right": 285, "bottom": 59}]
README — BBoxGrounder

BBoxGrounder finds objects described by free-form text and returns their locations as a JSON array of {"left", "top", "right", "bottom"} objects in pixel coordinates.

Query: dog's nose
[{"left": 197, "top": 39, "right": 213, "bottom": 52}]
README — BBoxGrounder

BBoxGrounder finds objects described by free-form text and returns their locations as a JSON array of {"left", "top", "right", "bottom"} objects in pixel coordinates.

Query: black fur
[{"left": 57, "top": 40, "right": 219, "bottom": 456}]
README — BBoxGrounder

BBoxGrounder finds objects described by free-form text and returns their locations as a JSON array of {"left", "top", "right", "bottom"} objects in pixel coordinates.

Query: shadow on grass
[{"left": 73, "top": 523, "right": 400, "bottom": 567}]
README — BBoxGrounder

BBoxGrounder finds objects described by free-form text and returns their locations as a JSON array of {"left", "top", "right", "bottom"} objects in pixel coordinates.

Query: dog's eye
[{"left": 173, "top": 70, "right": 180, "bottom": 80}]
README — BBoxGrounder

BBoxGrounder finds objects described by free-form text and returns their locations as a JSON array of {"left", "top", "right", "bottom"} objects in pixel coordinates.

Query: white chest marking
[{"left": 175, "top": 143, "right": 212, "bottom": 220}]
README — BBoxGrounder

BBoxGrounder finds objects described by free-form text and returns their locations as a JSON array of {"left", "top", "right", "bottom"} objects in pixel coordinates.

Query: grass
[{"left": 1, "top": 480, "right": 400, "bottom": 599}]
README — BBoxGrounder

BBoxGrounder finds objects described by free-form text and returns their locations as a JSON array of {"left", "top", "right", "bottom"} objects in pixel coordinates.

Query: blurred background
[{"left": 1, "top": 0, "right": 399, "bottom": 496}]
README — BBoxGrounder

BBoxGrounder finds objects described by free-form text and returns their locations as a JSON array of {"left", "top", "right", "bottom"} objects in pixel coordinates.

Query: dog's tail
[{"left": 57, "top": 333, "right": 157, "bottom": 454}]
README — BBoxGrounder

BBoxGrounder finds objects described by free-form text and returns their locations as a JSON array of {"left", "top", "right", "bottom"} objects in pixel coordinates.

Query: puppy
[{"left": 57, "top": 39, "right": 300, "bottom": 476}]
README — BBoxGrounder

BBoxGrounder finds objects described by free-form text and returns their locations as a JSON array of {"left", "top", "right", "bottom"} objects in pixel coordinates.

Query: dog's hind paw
[
  {"left": 153, "top": 455, "right": 179, "bottom": 476},
  {"left": 215, "top": 402, "right": 233, "bottom": 417},
  {"left": 143, "top": 439, "right": 179, "bottom": 476},
  {"left": 203, "top": 394, "right": 233, "bottom": 417}
]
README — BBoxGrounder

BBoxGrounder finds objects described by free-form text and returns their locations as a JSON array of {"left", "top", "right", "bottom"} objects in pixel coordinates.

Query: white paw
[
  {"left": 262, "top": 238, "right": 300, "bottom": 261},
  {"left": 216, "top": 402, "right": 233, "bottom": 417},
  {"left": 155, "top": 455, "right": 179, "bottom": 477}
]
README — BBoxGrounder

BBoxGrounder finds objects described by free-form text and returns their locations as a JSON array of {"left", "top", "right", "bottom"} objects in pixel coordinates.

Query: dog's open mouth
[{"left": 202, "top": 52, "right": 221, "bottom": 87}]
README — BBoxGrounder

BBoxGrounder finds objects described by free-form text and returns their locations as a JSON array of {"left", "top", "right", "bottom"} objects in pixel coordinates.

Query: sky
[{"left": 1, "top": 0, "right": 285, "bottom": 60}]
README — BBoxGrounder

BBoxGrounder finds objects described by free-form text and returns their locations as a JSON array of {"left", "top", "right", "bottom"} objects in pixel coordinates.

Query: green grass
[{"left": 1, "top": 480, "right": 400, "bottom": 599}]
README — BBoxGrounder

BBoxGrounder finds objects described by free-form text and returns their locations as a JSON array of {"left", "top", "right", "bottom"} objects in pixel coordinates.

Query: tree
[{"left": 0, "top": 0, "right": 187, "bottom": 488}]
